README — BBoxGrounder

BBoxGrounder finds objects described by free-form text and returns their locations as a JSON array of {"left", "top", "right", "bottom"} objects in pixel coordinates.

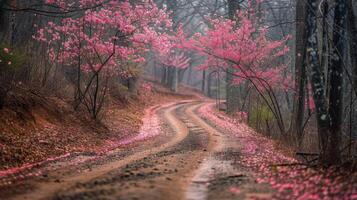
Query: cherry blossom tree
[
  {"left": 152, "top": 30, "right": 190, "bottom": 72},
  {"left": 34, "top": 0, "right": 173, "bottom": 119},
  {"left": 178, "top": 5, "right": 291, "bottom": 135}
]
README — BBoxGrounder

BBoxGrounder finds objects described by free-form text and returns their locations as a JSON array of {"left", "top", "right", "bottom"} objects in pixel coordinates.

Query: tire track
[
  {"left": 52, "top": 102, "right": 210, "bottom": 200},
  {"left": 2, "top": 101, "right": 268, "bottom": 200},
  {"left": 4, "top": 101, "right": 192, "bottom": 200},
  {"left": 185, "top": 102, "right": 273, "bottom": 200}
]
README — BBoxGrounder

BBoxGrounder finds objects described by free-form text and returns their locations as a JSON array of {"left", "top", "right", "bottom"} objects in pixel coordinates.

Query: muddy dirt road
[{"left": 0, "top": 101, "right": 272, "bottom": 200}]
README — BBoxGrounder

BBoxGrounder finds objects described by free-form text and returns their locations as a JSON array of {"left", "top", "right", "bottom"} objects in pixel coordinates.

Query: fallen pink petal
[{"left": 0, "top": 0, "right": 356, "bottom": 200}]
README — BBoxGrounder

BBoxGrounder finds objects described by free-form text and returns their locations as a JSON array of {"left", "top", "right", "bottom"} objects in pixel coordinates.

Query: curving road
[{"left": 0, "top": 101, "right": 272, "bottom": 200}]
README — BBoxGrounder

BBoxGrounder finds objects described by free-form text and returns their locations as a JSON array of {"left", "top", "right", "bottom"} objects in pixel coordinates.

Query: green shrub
[{"left": 249, "top": 104, "right": 274, "bottom": 128}]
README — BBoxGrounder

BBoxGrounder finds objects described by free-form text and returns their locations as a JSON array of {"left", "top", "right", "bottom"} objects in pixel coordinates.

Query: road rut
[{"left": 0, "top": 101, "right": 271, "bottom": 200}]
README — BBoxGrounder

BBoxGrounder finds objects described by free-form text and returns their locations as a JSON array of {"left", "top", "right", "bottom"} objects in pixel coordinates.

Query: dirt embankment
[{"left": 0, "top": 81, "right": 195, "bottom": 171}]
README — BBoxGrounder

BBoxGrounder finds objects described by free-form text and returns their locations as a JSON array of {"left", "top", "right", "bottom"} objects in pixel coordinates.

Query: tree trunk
[
  {"left": 170, "top": 67, "right": 178, "bottom": 92},
  {"left": 161, "top": 66, "right": 167, "bottom": 85},
  {"left": 202, "top": 70, "right": 206, "bottom": 93},
  {"left": 291, "top": 0, "right": 307, "bottom": 145},
  {"left": 347, "top": 0, "right": 357, "bottom": 145},
  {"left": 166, "top": 0, "right": 179, "bottom": 93},
  {"left": 207, "top": 71, "right": 213, "bottom": 97},
  {"left": 325, "top": 0, "right": 347, "bottom": 165},
  {"left": 347, "top": 0, "right": 357, "bottom": 90},
  {"left": 226, "top": 0, "right": 241, "bottom": 114},
  {"left": 306, "top": 0, "right": 330, "bottom": 164},
  {"left": 0, "top": 87, "right": 6, "bottom": 109},
  {"left": 0, "top": 0, "right": 6, "bottom": 33},
  {"left": 306, "top": 0, "right": 345, "bottom": 165}
]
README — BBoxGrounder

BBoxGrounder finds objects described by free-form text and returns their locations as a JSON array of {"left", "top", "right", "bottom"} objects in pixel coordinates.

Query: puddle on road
[{"left": 185, "top": 158, "right": 235, "bottom": 200}]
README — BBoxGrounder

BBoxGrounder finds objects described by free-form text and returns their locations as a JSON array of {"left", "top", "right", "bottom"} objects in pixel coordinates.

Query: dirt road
[{"left": 0, "top": 101, "right": 272, "bottom": 200}]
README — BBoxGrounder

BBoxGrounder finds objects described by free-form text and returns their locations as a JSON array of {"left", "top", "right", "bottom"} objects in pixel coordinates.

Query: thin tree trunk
[
  {"left": 161, "top": 66, "right": 167, "bottom": 85},
  {"left": 172, "top": 68, "right": 178, "bottom": 92},
  {"left": 226, "top": 0, "right": 241, "bottom": 114},
  {"left": 207, "top": 71, "right": 212, "bottom": 97},
  {"left": 202, "top": 70, "right": 206, "bottom": 93}
]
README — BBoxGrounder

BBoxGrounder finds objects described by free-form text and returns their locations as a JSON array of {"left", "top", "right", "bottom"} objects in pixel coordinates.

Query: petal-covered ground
[
  {"left": 198, "top": 103, "right": 357, "bottom": 200},
  {"left": 0, "top": 82, "right": 191, "bottom": 185}
]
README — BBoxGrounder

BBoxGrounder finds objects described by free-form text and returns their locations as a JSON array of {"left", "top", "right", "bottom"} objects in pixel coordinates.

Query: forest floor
[
  {"left": 0, "top": 81, "right": 196, "bottom": 171},
  {"left": 0, "top": 84, "right": 356, "bottom": 200}
]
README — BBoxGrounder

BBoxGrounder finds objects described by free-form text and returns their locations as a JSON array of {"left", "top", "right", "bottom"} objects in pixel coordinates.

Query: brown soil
[
  {"left": 0, "top": 99, "right": 290, "bottom": 200},
  {"left": 0, "top": 81, "right": 193, "bottom": 171}
]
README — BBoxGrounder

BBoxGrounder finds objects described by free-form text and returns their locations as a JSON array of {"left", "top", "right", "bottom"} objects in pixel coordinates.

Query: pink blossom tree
[
  {"left": 178, "top": 6, "right": 291, "bottom": 134},
  {"left": 152, "top": 30, "right": 190, "bottom": 70},
  {"left": 35, "top": 0, "right": 173, "bottom": 119}
]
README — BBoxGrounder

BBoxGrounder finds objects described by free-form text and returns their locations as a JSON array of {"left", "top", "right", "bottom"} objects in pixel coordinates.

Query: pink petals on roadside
[
  {"left": 229, "top": 187, "right": 241, "bottom": 195},
  {"left": 198, "top": 103, "right": 357, "bottom": 199},
  {"left": 0, "top": 103, "right": 166, "bottom": 186}
]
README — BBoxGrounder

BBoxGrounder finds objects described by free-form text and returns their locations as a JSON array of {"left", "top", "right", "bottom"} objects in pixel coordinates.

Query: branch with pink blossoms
[
  {"left": 34, "top": 0, "right": 175, "bottom": 119},
  {"left": 177, "top": 1, "right": 292, "bottom": 135}
]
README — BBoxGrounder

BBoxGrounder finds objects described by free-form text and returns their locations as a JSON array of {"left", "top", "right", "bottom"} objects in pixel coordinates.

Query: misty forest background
[{"left": 0, "top": 0, "right": 356, "bottom": 167}]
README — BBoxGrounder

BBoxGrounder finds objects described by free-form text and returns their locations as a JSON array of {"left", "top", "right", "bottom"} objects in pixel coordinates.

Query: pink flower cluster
[
  {"left": 35, "top": 0, "right": 177, "bottom": 76},
  {"left": 177, "top": 0, "right": 292, "bottom": 92},
  {"left": 3, "top": 48, "right": 9, "bottom": 54}
]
